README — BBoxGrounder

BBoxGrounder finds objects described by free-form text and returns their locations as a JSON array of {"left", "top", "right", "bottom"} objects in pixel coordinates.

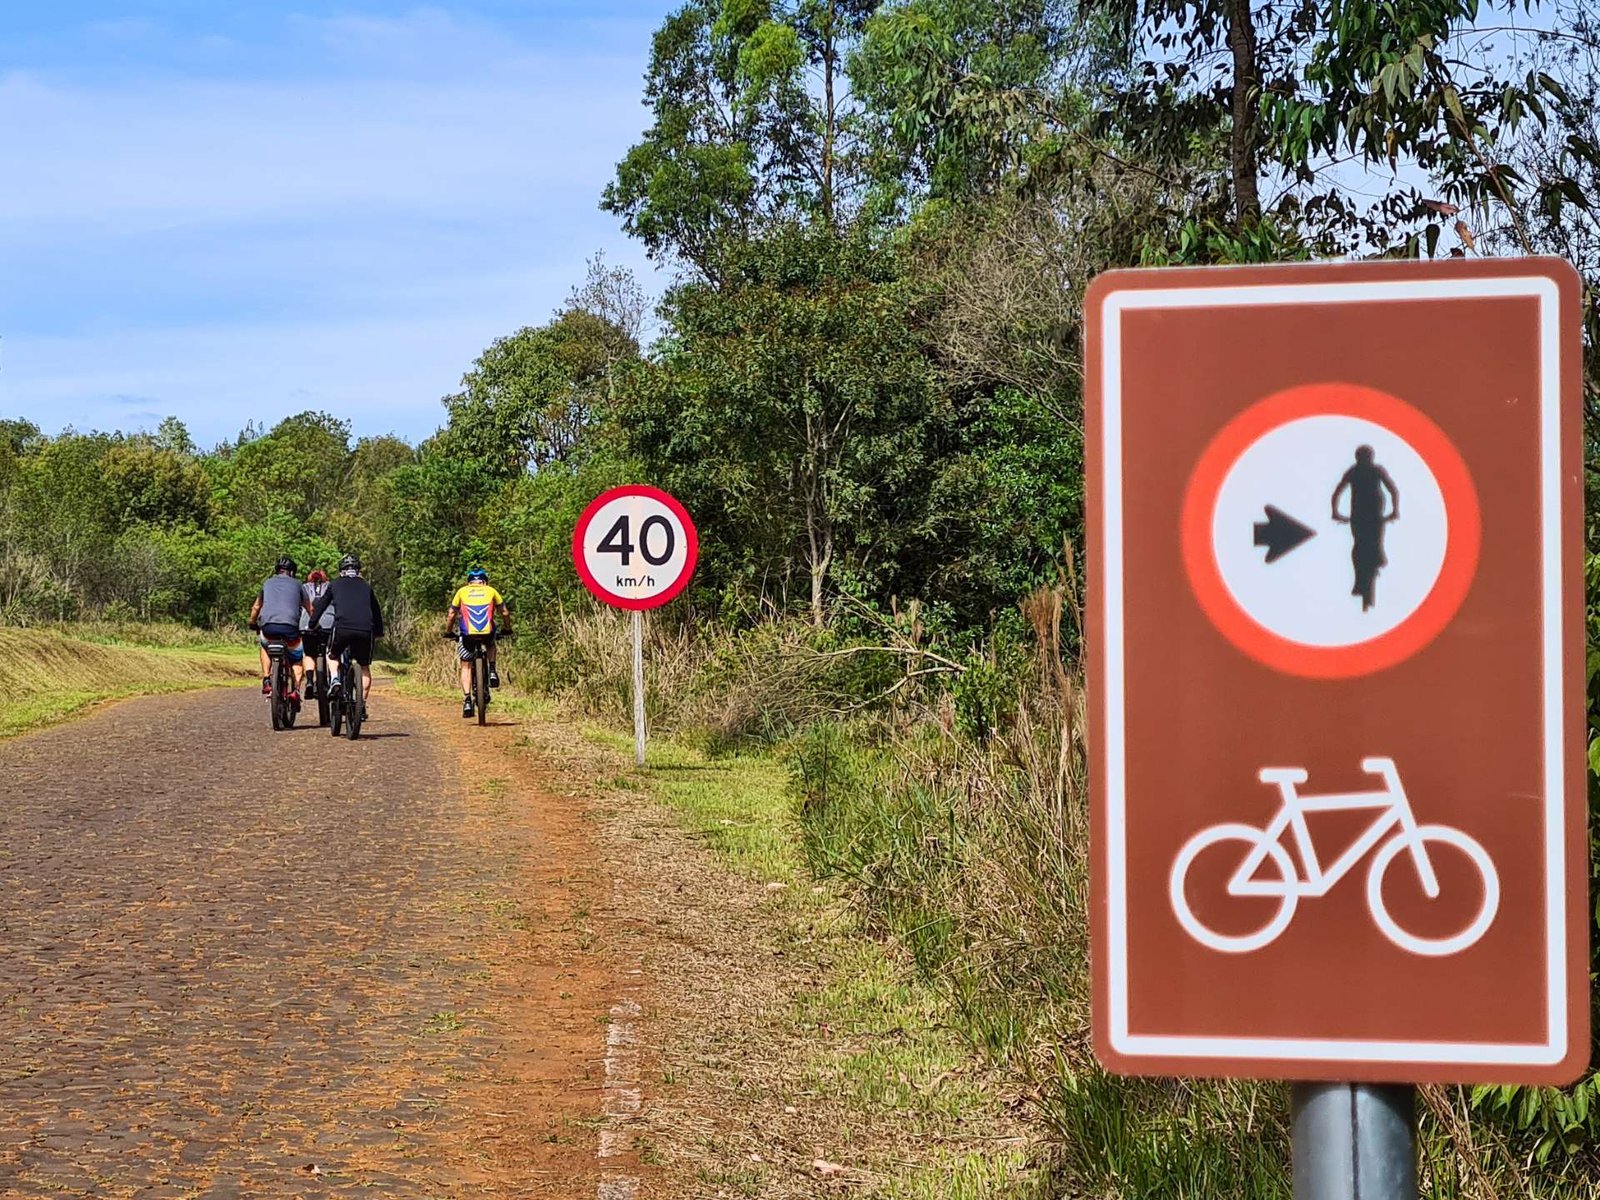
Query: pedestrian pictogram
[{"left": 1086, "top": 257, "right": 1587, "bottom": 1086}]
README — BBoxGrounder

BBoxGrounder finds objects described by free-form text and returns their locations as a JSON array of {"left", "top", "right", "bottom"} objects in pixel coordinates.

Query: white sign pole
[{"left": 631, "top": 608, "right": 646, "bottom": 767}]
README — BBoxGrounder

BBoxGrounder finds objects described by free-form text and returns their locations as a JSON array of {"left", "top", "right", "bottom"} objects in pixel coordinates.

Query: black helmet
[
  {"left": 276, "top": 555, "right": 297, "bottom": 575},
  {"left": 339, "top": 552, "right": 362, "bottom": 574}
]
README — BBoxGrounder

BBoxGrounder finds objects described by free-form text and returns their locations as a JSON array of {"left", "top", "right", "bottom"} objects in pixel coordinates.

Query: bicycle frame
[{"left": 1227, "top": 757, "right": 1441, "bottom": 900}]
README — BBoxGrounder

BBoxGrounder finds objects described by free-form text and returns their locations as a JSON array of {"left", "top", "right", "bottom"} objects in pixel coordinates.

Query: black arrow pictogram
[{"left": 1253, "top": 505, "right": 1316, "bottom": 563}]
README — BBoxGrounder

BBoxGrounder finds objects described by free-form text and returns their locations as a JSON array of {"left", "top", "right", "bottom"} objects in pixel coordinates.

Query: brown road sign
[{"left": 1085, "top": 257, "right": 1588, "bottom": 1084}]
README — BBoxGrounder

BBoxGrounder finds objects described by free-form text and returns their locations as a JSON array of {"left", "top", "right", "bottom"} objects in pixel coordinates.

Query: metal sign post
[
  {"left": 631, "top": 609, "right": 646, "bottom": 767},
  {"left": 1292, "top": 1083, "right": 1417, "bottom": 1200}
]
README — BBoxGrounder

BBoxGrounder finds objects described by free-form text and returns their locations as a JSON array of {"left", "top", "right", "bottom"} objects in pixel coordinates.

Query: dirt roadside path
[{"left": 0, "top": 682, "right": 638, "bottom": 1198}]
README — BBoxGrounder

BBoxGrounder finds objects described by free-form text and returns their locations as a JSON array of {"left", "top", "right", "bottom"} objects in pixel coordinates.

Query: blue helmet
[{"left": 467, "top": 566, "right": 489, "bottom": 583}]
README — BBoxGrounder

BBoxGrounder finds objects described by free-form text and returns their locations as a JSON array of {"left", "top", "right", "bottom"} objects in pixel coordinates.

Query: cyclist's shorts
[
  {"left": 457, "top": 633, "right": 495, "bottom": 661},
  {"left": 259, "top": 623, "right": 305, "bottom": 663},
  {"left": 330, "top": 629, "right": 375, "bottom": 667},
  {"left": 302, "top": 629, "right": 330, "bottom": 658}
]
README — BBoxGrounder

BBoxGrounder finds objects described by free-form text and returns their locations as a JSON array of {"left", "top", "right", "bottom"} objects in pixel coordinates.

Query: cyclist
[
  {"left": 300, "top": 568, "right": 335, "bottom": 697},
  {"left": 248, "top": 555, "right": 312, "bottom": 703},
  {"left": 310, "top": 553, "right": 385, "bottom": 708},
  {"left": 447, "top": 566, "right": 511, "bottom": 719}
]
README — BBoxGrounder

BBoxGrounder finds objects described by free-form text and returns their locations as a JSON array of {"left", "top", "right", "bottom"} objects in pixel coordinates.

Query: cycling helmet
[
  {"left": 467, "top": 566, "right": 489, "bottom": 583},
  {"left": 339, "top": 552, "right": 362, "bottom": 574},
  {"left": 276, "top": 555, "right": 297, "bottom": 575}
]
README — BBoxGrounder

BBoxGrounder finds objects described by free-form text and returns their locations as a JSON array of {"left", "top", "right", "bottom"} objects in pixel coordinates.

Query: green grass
[
  {"left": 588, "top": 729, "right": 803, "bottom": 881},
  {"left": 580, "top": 727, "right": 1032, "bottom": 1194},
  {"left": 0, "top": 625, "right": 258, "bottom": 739},
  {"left": 879, "top": 1151, "right": 1034, "bottom": 1200}
]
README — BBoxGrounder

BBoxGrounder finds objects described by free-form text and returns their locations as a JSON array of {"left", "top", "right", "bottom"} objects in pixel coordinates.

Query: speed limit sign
[{"left": 572, "top": 485, "right": 699, "bottom": 610}]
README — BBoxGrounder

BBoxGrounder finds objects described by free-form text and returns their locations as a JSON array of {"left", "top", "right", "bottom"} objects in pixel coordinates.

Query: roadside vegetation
[
  {"left": 4, "top": 0, "right": 1599, "bottom": 1194},
  {"left": 0, "top": 625, "right": 255, "bottom": 738}
]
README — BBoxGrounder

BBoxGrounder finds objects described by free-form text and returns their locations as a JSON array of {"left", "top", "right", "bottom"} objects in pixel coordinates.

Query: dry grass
[
  {"left": 520, "top": 609, "right": 898, "bottom": 753},
  {"left": 0, "top": 626, "right": 257, "bottom": 738}
]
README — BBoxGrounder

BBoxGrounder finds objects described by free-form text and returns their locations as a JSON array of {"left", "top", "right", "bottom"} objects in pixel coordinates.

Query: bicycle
[
  {"left": 1169, "top": 756, "right": 1499, "bottom": 958},
  {"left": 448, "top": 630, "right": 509, "bottom": 727},
  {"left": 328, "top": 640, "right": 365, "bottom": 740},
  {"left": 261, "top": 639, "right": 299, "bottom": 732}
]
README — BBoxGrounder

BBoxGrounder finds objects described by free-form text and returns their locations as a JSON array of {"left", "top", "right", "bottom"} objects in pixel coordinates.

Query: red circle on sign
[
  {"left": 572, "top": 485, "right": 700, "bottom": 610},
  {"left": 1180, "top": 383, "right": 1480, "bottom": 678}
]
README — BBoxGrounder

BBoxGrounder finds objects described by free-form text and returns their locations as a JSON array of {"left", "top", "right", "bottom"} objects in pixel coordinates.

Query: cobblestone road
[{"left": 0, "top": 685, "right": 599, "bottom": 1198}]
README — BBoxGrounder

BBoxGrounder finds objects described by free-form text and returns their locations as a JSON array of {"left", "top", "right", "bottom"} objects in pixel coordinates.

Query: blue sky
[{"left": 0, "top": 3, "right": 670, "bottom": 447}]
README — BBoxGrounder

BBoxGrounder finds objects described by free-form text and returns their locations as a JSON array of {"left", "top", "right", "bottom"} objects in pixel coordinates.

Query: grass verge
[
  {"left": 560, "top": 718, "right": 1037, "bottom": 1195},
  {"left": 0, "top": 625, "right": 258, "bottom": 738},
  {"left": 400, "top": 652, "right": 1038, "bottom": 1195}
]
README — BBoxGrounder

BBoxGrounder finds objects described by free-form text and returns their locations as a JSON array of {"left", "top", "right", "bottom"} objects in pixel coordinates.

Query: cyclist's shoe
[
  {"left": 327, "top": 675, "right": 342, "bottom": 697},
  {"left": 261, "top": 677, "right": 271, "bottom": 696},
  {"left": 288, "top": 690, "right": 301, "bottom": 709},
  {"left": 462, "top": 695, "right": 474, "bottom": 719},
  {"left": 488, "top": 667, "right": 501, "bottom": 688}
]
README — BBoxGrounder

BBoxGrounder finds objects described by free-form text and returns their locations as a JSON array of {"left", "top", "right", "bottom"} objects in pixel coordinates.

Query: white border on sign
[{"left": 1100, "top": 275, "right": 1566, "bottom": 1066}]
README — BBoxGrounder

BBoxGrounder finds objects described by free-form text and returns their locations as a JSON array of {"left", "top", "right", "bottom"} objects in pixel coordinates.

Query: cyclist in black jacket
[{"left": 310, "top": 553, "right": 385, "bottom": 707}]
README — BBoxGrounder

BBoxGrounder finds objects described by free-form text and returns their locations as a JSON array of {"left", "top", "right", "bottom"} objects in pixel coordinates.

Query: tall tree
[
  {"left": 441, "top": 308, "right": 639, "bottom": 479},
  {"left": 604, "top": 0, "right": 879, "bottom": 278},
  {"left": 617, "top": 228, "right": 940, "bottom": 626},
  {"left": 850, "top": 0, "right": 1082, "bottom": 204}
]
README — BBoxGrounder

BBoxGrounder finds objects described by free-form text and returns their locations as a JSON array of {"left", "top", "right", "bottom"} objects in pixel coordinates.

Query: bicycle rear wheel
[
  {"left": 1169, "top": 824, "right": 1299, "bottom": 953},
  {"left": 329, "top": 661, "right": 345, "bottom": 737},
  {"left": 283, "top": 663, "right": 298, "bottom": 729},
  {"left": 1367, "top": 827, "right": 1499, "bottom": 956},
  {"left": 345, "top": 661, "right": 363, "bottom": 740},
  {"left": 270, "top": 661, "right": 286, "bottom": 731},
  {"left": 315, "top": 651, "right": 331, "bottom": 727},
  {"left": 474, "top": 655, "right": 488, "bottom": 726}
]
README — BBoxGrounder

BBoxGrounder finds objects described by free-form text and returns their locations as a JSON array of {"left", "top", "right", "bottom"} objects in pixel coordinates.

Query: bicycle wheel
[
  {"left": 345, "top": 664, "right": 363, "bottom": 740},
  {"left": 283, "top": 664, "right": 298, "bottom": 729},
  {"left": 329, "top": 662, "right": 344, "bottom": 737},
  {"left": 1169, "top": 824, "right": 1299, "bottom": 953},
  {"left": 474, "top": 655, "right": 489, "bottom": 726},
  {"left": 315, "top": 652, "right": 331, "bottom": 727},
  {"left": 270, "top": 660, "right": 286, "bottom": 731},
  {"left": 1367, "top": 826, "right": 1499, "bottom": 956}
]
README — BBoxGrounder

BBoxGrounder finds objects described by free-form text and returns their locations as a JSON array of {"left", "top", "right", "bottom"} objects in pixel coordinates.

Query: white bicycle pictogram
[{"left": 1169, "top": 757, "right": 1499, "bottom": 957}]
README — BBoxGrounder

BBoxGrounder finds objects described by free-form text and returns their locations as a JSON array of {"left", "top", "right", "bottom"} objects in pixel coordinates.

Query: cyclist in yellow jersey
[{"left": 447, "top": 567, "right": 512, "bottom": 718}]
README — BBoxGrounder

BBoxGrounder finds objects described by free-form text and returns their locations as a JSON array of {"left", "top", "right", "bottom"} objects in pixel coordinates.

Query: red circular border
[
  {"left": 572, "top": 485, "right": 700, "bottom": 611},
  {"left": 1179, "top": 383, "right": 1480, "bottom": 679}
]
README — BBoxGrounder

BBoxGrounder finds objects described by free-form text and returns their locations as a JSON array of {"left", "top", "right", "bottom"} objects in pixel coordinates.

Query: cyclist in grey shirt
[{"left": 248, "top": 556, "right": 312, "bottom": 700}]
